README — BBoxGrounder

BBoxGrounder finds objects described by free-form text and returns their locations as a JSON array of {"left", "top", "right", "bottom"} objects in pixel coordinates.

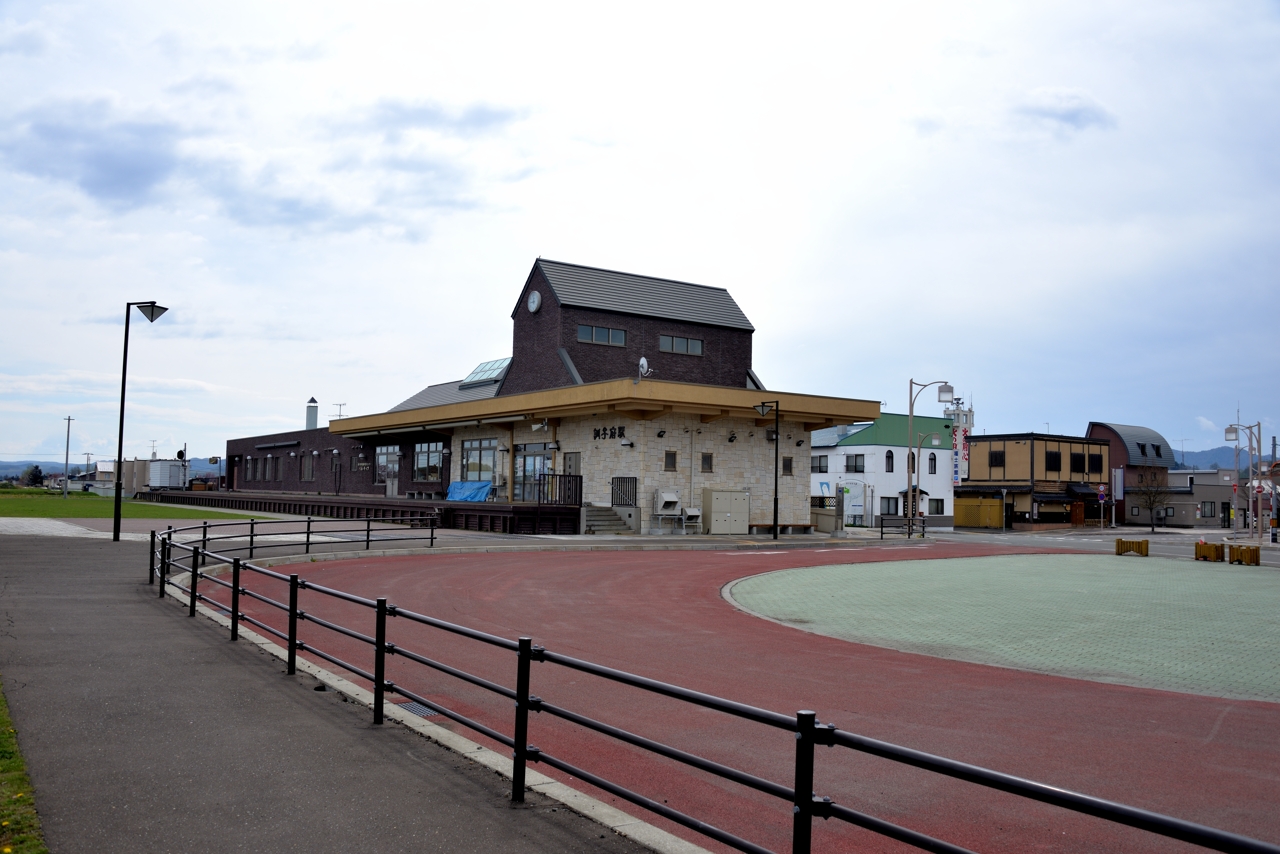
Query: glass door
[{"left": 514, "top": 443, "right": 552, "bottom": 502}]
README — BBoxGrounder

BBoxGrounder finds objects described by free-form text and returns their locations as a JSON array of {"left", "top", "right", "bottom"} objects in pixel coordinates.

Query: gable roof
[
  {"left": 836, "top": 413, "right": 953, "bottom": 449},
  {"left": 521, "top": 259, "right": 755, "bottom": 331},
  {"left": 1088, "top": 422, "right": 1174, "bottom": 468}
]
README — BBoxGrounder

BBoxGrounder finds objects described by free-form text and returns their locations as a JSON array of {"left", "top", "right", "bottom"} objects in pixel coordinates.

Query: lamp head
[
  {"left": 1225, "top": 426, "right": 1238, "bottom": 442},
  {"left": 937, "top": 383, "right": 954, "bottom": 404},
  {"left": 754, "top": 403, "right": 773, "bottom": 417},
  {"left": 135, "top": 302, "right": 168, "bottom": 323}
]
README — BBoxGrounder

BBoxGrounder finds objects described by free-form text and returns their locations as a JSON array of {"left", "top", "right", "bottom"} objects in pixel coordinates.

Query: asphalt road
[{"left": 0, "top": 535, "right": 645, "bottom": 854}]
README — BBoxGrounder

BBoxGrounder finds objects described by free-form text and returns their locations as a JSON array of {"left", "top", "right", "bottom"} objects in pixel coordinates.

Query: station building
[{"left": 226, "top": 259, "right": 878, "bottom": 534}]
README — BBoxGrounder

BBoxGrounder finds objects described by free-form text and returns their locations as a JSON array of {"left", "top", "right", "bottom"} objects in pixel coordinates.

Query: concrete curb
[{"left": 163, "top": 572, "right": 710, "bottom": 854}]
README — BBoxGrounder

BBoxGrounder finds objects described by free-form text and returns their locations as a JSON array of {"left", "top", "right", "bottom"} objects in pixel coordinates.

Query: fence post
[
  {"left": 793, "top": 710, "right": 816, "bottom": 854},
  {"left": 365, "top": 517, "right": 371, "bottom": 550},
  {"left": 430, "top": 521, "right": 435, "bottom": 549},
  {"left": 148, "top": 530, "right": 156, "bottom": 584},
  {"left": 512, "top": 637, "right": 533, "bottom": 803},
  {"left": 201, "top": 521, "right": 208, "bottom": 566},
  {"left": 158, "top": 537, "right": 168, "bottom": 598},
  {"left": 373, "top": 598, "right": 387, "bottom": 725},
  {"left": 305, "top": 516, "right": 312, "bottom": 555},
  {"left": 287, "top": 574, "right": 299, "bottom": 676},
  {"left": 249, "top": 518, "right": 256, "bottom": 560},
  {"left": 230, "top": 558, "right": 241, "bottom": 641},
  {"left": 188, "top": 546, "right": 200, "bottom": 617}
]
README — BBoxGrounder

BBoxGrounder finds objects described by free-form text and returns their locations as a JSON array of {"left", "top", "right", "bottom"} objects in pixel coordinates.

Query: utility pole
[{"left": 63, "top": 417, "right": 74, "bottom": 498}]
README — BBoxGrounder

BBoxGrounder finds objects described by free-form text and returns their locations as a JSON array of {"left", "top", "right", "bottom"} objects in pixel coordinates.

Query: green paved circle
[{"left": 727, "top": 555, "right": 1280, "bottom": 702}]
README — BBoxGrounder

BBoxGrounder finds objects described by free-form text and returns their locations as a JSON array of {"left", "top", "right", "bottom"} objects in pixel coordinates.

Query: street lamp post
[
  {"left": 906, "top": 379, "right": 953, "bottom": 538},
  {"left": 113, "top": 301, "right": 168, "bottom": 542},
  {"left": 912, "top": 431, "right": 942, "bottom": 537},
  {"left": 1226, "top": 422, "right": 1262, "bottom": 542},
  {"left": 755, "top": 401, "right": 781, "bottom": 540},
  {"left": 63, "top": 416, "right": 74, "bottom": 499}
]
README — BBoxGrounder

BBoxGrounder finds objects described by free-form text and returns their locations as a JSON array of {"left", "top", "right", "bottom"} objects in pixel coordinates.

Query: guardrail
[
  {"left": 880, "top": 516, "right": 926, "bottom": 540},
  {"left": 153, "top": 516, "right": 436, "bottom": 564},
  {"left": 148, "top": 526, "right": 1279, "bottom": 854}
]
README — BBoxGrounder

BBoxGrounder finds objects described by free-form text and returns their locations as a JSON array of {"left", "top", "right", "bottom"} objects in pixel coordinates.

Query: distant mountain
[{"left": 1172, "top": 446, "right": 1276, "bottom": 470}]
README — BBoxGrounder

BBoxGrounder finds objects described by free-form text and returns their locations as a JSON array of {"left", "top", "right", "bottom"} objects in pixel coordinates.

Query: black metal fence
[
  {"left": 148, "top": 526, "right": 1278, "bottom": 854},
  {"left": 154, "top": 517, "right": 437, "bottom": 564},
  {"left": 612, "top": 476, "right": 638, "bottom": 507},
  {"left": 536, "top": 473, "right": 583, "bottom": 507}
]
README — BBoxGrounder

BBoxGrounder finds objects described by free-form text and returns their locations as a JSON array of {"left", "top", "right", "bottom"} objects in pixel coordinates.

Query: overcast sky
[{"left": 2, "top": 1, "right": 1277, "bottom": 465}]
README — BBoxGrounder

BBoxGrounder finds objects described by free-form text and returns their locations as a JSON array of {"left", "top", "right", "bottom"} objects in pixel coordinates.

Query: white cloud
[{"left": 0, "top": 0, "right": 1276, "bottom": 456}]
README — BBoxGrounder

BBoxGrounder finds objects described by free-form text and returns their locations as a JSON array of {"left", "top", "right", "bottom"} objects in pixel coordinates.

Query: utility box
[
  {"left": 149, "top": 460, "right": 184, "bottom": 490},
  {"left": 702, "top": 489, "right": 749, "bottom": 534}
]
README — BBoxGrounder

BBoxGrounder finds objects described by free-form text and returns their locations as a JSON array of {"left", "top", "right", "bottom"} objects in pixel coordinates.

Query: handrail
[{"left": 148, "top": 528, "right": 1280, "bottom": 854}]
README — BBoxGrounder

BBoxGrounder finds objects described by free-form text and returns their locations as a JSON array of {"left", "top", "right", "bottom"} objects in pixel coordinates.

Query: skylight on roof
[{"left": 461, "top": 358, "right": 511, "bottom": 385}]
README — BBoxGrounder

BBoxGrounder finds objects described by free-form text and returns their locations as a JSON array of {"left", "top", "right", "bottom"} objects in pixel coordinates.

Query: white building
[{"left": 811, "top": 413, "right": 955, "bottom": 529}]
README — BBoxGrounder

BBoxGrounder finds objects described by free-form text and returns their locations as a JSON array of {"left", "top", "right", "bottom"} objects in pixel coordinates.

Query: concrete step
[{"left": 584, "top": 506, "right": 634, "bottom": 535}]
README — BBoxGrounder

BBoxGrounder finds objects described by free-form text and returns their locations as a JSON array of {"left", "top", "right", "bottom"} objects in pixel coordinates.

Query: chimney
[{"left": 306, "top": 397, "right": 318, "bottom": 431}]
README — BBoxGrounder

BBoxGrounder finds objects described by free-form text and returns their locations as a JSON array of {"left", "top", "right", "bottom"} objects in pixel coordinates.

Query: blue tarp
[{"left": 447, "top": 481, "right": 492, "bottom": 502}]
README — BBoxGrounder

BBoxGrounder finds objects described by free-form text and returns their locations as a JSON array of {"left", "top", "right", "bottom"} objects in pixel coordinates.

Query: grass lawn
[
  {"left": 0, "top": 490, "right": 260, "bottom": 520},
  {"left": 0, "top": 680, "right": 48, "bottom": 854}
]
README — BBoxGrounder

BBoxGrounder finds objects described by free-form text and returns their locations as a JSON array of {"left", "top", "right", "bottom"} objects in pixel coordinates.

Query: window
[
  {"left": 659, "top": 335, "right": 704, "bottom": 356},
  {"left": 277, "top": 457, "right": 284, "bottom": 482},
  {"left": 1131, "top": 505, "right": 1140, "bottom": 516},
  {"left": 782, "top": 457, "right": 793, "bottom": 476},
  {"left": 885, "top": 450, "right": 894, "bottom": 473},
  {"left": 1200, "top": 501, "right": 1216, "bottom": 518},
  {"left": 846, "top": 454, "right": 864, "bottom": 473},
  {"left": 301, "top": 453, "right": 315, "bottom": 482},
  {"left": 1070, "top": 453, "right": 1086, "bottom": 473},
  {"left": 988, "top": 450, "right": 1005, "bottom": 468},
  {"left": 929, "top": 499, "right": 944, "bottom": 515},
  {"left": 1045, "top": 450, "right": 1062, "bottom": 472},
  {"left": 664, "top": 451, "right": 677, "bottom": 471},
  {"left": 1153, "top": 444, "right": 1163, "bottom": 458},
  {"left": 811, "top": 455, "right": 828, "bottom": 473},
  {"left": 461, "top": 438, "right": 497, "bottom": 482},
  {"left": 928, "top": 452, "right": 937, "bottom": 475},
  {"left": 578, "top": 325, "right": 626, "bottom": 347},
  {"left": 1088, "top": 453, "right": 1103, "bottom": 474},
  {"left": 880, "top": 496, "right": 899, "bottom": 515},
  {"left": 249, "top": 458, "right": 257, "bottom": 481},
  {"left": 701, "top": 452, "right": 714, "bottom": 473},
  {"left": 1137, "top": 442, "right": 1148, "bottom": 457},
  {"left": 414, "top": 442, "right": 444, "bottom": 481}
]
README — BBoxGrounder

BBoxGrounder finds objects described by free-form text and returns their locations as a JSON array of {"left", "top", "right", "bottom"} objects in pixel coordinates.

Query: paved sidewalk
[{"left": 0, "top": 536, "right": 644, "bottom": 853}]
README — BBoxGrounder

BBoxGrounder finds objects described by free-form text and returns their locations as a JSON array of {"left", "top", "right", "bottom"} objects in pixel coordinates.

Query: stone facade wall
[{"left": 553, "top": 411, "right": 809, "bottom": 530}]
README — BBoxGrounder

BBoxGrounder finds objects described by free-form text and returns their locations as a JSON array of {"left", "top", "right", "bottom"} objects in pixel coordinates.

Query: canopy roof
[{"left": 331, "top": 378, "right": 878, "bottom": 437}]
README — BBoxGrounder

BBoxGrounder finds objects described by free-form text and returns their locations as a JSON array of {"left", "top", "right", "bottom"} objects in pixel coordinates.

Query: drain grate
[{"left": 394, "top": 701, "right": 439, "bottom": 718}]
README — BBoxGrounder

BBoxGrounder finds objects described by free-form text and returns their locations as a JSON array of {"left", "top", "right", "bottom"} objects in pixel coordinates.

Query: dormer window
[
  {"left": 1137, "top": 443, "right": 1148, "bottom": 456},
  {"left": 1153, "top": 444, "right": 1162, "bottom": 458}
]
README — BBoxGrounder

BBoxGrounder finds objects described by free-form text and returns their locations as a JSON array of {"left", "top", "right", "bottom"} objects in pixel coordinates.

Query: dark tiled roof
[
  {"left": 389, "top": 379, "right": 500, "bottom": 413},
  {"left": 529, "top": 259, "right": 755, "bottom": 331},
  {"left": 1089, "top": 422, "right": 1174, "bottom": 468}
]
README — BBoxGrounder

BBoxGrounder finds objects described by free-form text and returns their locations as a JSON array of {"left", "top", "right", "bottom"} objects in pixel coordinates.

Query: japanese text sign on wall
[{"left": 593, "top": 426, "right": 626, "bottom": 440}]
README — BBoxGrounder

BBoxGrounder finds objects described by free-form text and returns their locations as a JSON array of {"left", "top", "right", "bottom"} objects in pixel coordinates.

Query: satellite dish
[
  {"left": 635, "top": 356, "right": 654, "bottom": 385},
  {"left": 176, "top": 450, "right": 185, "bottom": 460}
]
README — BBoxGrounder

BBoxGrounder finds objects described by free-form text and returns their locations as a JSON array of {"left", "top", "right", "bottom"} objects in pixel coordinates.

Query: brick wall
[{"left": 499, "top": 267, "right": 755, "bottom": 396}]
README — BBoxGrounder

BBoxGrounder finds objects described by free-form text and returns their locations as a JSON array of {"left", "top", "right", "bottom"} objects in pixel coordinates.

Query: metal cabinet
[{"left": 702, "top": 489, "right": 749, "bottom": 534}]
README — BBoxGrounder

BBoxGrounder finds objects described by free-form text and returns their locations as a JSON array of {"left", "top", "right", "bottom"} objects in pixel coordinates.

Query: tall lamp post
[
  {"left": 912, "top": 431, "right": 942, "bottom": 537},
  {"left": 113, "top": 301, "right": 168, "bottom": 542},
  {"left": 755, "top": 401, "right": 781, "bottom": 540},
  {"left": 1226, "top": 422, "right": 1262, "bottom": 542},
  {"left": 906, "top": 379, "right": 953, "bottom": 538}
]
